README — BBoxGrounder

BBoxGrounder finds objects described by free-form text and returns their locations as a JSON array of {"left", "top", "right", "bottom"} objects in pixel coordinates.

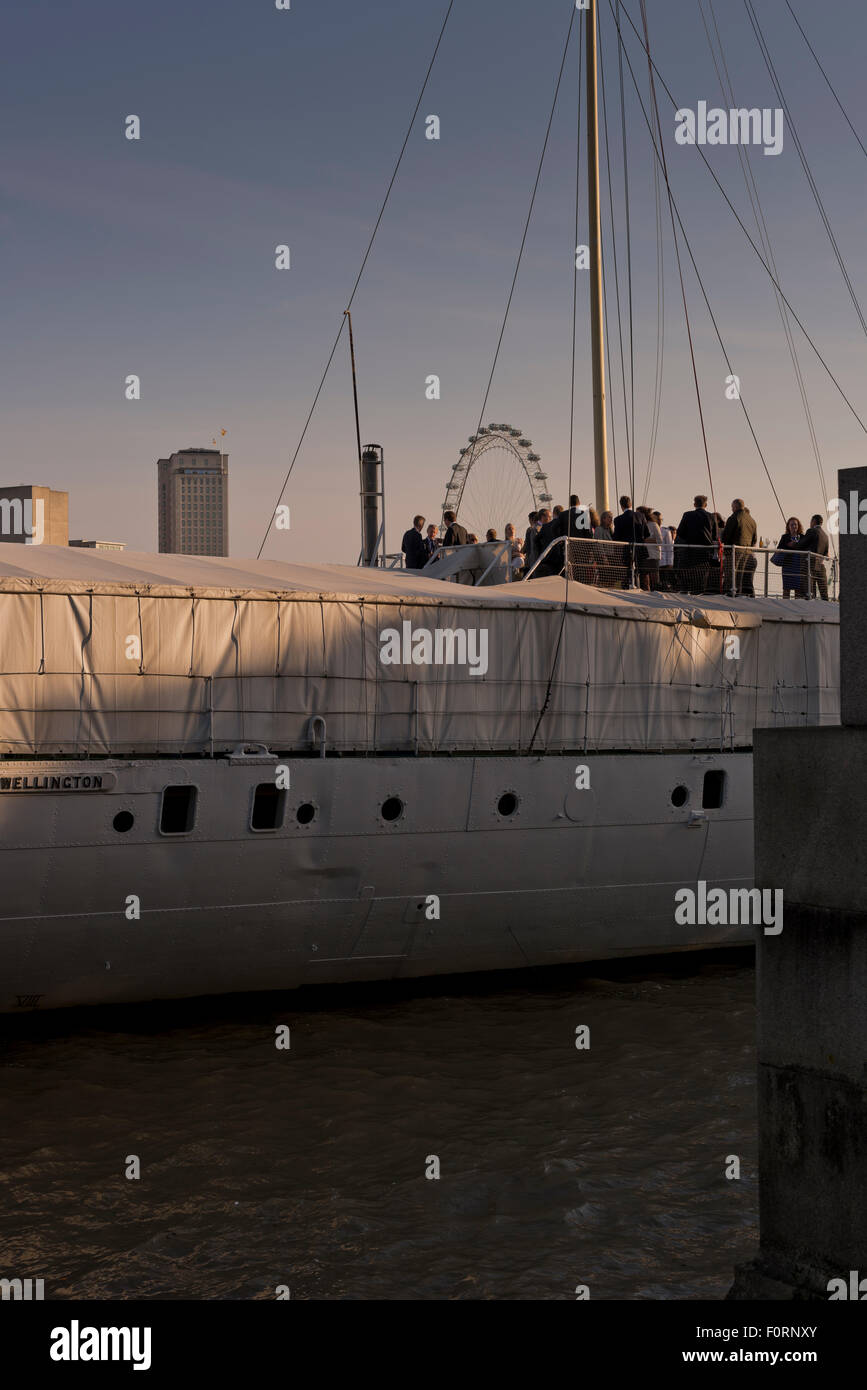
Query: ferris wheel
[{"left": 442, "top": 424, "right": 553, "bottom": 540}]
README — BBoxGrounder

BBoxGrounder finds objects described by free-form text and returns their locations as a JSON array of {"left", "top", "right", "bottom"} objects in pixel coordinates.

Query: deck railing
[{"left": 520, "top": 536, "right": 838, "bottom": 600}]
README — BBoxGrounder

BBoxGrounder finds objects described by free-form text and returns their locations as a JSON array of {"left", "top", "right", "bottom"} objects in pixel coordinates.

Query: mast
[{"left": 585, "top": 0, "right": 610, "bottom": 514}]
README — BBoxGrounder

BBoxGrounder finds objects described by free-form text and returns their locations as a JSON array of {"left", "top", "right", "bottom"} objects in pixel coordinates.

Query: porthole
[
  {"left": 380, "top": 796, "right": 404, "bottom": 822},
  {"left": 497, "top": 792, "right": 519, "bottom": 817},
  {"left": 296, "top": 802, "right": 316, "bottom": 826},
  {"left": 113, "top": 811, "right": 134, "bottom": 833},
  {"left": 671, "top": 785, "right": 689, "bottom": 808}
]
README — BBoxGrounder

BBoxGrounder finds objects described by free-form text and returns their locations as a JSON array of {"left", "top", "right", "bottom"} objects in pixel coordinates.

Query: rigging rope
[
  {"left": 598, "top": 7, "right": 635, "bottom": 497},
  {"left": 703, "top": 0, "right": 834, "bottom": 548},
  {"left": 785, "top": 0, "right": 867, "bottom": 162},
  {"left": 615, "top": 0, "right": 638, "bottom": 498},
  {"left": 610, "top": 0, "right": 867, "bottom": 437},
  {"left": 637, "top": 0, "right": 718, "bottom": 522},
  {"left": 642, "top": 90, "right": 666, "bottom": 504},
  {"left": 612, "top": 2, "right": 787, "bottom": 523},
  {"left": 527, "top": 12, "right": 583, "bottom": 757},
  {"left": 256, "top": 0, "right": 457, "bottom": 558},
  {"left": 743, "top": 0, "right": 867, "bottom": 343},
  {"left": 459, "top": 3, "right": 578, "bottom": 507}
]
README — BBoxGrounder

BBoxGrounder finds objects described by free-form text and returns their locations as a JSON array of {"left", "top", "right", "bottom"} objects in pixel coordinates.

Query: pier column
[{"left": 730, "top": 466, "right": 867, "bottom": 1299}]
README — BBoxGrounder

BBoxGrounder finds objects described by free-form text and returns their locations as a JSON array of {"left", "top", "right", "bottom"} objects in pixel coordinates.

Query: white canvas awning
[{"left": 0, "top": 545, "right": 839, "bottom": 756}]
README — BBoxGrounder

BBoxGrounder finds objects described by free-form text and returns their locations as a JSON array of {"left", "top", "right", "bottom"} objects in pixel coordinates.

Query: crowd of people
[{"left": 401, "top": 494, "right": 832, "bottom": 600}]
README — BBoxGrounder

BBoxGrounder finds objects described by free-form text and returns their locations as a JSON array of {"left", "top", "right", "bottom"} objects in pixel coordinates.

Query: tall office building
[
  {"left": 157, "top": 448, "right": 229, "bottom": 556},
  {"left": 0, "top": 485, "right": 68, "bottom": 545}
]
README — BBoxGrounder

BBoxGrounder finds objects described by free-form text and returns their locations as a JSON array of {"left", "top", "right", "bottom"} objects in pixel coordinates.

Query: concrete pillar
[
  {"left": 730, "top": 466, "right": 866, "bottom": 1300},
  {"left": 840, "top": 466, "right": 867, "bottom": 724}
]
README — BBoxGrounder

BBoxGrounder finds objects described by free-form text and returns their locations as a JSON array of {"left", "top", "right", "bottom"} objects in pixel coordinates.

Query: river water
[{"left": 0, "top": 951, "right": 756, "bottom": 1300}]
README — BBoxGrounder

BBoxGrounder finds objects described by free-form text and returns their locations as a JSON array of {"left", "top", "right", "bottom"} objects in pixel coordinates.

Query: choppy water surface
[{"left": 0, "top": 953, "right": 756, "bottom": 1300}]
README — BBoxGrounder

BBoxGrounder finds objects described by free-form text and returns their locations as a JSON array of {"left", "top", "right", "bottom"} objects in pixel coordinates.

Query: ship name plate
[{"left": 0, "top": 772, "right": 117, "bottom": 792}]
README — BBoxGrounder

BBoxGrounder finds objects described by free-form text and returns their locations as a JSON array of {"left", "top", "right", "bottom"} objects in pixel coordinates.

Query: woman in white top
[{"left": 638, "top": 506, "right": 662, "bottom": 591}]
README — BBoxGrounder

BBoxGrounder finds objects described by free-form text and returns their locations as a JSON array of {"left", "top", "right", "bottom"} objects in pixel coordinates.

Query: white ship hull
[{"left": 1, "top": 748, "right": 754, "bottom": 1012}]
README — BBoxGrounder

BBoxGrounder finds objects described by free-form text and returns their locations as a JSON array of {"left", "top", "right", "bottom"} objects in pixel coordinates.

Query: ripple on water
[{"left": 0, "top": 956, "right": 757, "bottom": 1299}]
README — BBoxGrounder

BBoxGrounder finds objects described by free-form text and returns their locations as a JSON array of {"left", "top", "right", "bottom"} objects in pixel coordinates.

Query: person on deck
[
  {"left": 803, "top": 512, "right": 830, "bottom": 600},
  {"left": 401, "top": 515, "right": 427, "bottom": 570},
  {"left": 523, "top": 512, "right": 541, "bottom": 572},
  {"left": 442, "top": 511, "right": 469, "bottom": 547},
  {"left": 721, "top": 498, "right": 757, "bottom": 596},
  {"left": 612, "top": 495, "right": 649, "bottom": 588},
  {"left": 674, "top": 494, "right": 719, "bottom": 594},
  {"left": 771, "top": 517, "right": 808, "bottom": 598}
]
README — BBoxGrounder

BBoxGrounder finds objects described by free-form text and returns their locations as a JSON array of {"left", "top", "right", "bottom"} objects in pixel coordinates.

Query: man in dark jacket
[
  {"left": 674, "top": 494, "right": 719, "bottom": 593},
  {"left": 561, "top": 494, "right": 594, "bottom": 581},
  {"left": 401, "top": 515, "right": 427, "bottom": 569},
  {"left": 562, "top": 494, "right": 594, "bottom": 538},
  {"left": 442, "top": 511, "right": 469, "bottom": 547},
  {"left": 612, "top": 495, "right": 649, "bottom": 588},
  {"left": 523, "top": 511, "right": 540, "bottom": 571},
  {"left": 721, "top": 498, "right": 758, "bottom": 596},
  {"left": 803, "top": 512, "right": 830, "bottom": 600},
  {"left": 535, "top": 505, "right": 566, "bottom": 577}
]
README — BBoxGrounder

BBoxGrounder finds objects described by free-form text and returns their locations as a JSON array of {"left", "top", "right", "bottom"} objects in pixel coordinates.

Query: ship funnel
[{"left": 360, "top": 444, "right": 385, "bottom": 566}]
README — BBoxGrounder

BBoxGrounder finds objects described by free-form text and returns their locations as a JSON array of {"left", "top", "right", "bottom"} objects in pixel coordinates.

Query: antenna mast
[{"left": 586, "top": 0, "right": 610, "bottom": 514}]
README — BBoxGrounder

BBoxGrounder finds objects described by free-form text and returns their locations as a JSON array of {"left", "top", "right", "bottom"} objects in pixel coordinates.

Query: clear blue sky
[{"left": 1, "top": 0, "right": 865, "bottom": 559}]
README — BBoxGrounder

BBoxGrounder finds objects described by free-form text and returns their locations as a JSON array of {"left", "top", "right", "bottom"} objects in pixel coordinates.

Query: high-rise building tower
[{"left": 157, "top": 449, "right": 228, "bottom": 556}]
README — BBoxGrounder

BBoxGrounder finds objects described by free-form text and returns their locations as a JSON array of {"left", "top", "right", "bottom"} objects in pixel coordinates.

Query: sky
[{"left": 1, "top": 0, "right": 865, "bottom": 562}]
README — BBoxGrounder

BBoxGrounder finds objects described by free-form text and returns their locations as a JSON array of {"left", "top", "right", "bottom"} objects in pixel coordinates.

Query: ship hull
[{"left": 0, "top": 750, "right": 754, "bottom": 1012}]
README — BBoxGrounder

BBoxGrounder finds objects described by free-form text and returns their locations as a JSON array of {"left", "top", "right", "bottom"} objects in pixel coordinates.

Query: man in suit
[
  {"left": 442, "top": 511, "right": 469, "bottom": 547},
  {"left": 803, "top": 512, "right": 830, "bottom": 600},
  {"left": 612, "top": 494, "right": 649, "bottom": 588},
  {"left": 535, "top": 505, "right": 565, "bottom": 577},
  {"left": 721, "top": 498, "right": 758, "bottom": 596},
  {"left": 674, "top": 494, "right": 719, "bottom": 593},
  {"left": 561, "top": 494, "right": 593, "bottom": 581},
  {"left": 523, "top": 511, "right": 540, "bottom": 571},
  {"left": 424, "top": 523, "right": 441, "bottom": 564},
  {"left": 562, "top": 493, "right": 594, "bottom": 538},
  {"left": 401, "top": 515, "right": 427, "bottom": 569}
]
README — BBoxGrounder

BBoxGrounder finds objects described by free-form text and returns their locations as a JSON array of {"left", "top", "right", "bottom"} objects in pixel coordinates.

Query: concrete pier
[{"left": 730, "top": 466, "right": 867, "bottom": 1300}]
